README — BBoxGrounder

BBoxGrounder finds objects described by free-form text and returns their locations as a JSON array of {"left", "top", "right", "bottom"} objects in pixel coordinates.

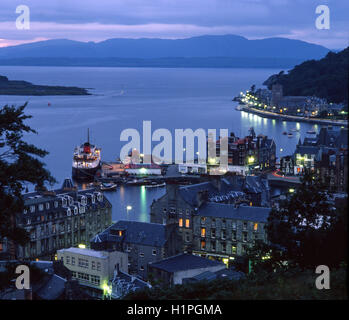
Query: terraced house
[
  {"left": 192, "top": 203, "right": 271, "bottom": 264},
  {"left": 15, "top": 179, "right": 112, "bottom": 260}
]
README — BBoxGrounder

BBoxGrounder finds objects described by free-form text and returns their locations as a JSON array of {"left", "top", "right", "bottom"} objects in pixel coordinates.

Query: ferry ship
[{"left": 72, "top": 129, "right": 101, "bottom": 181}]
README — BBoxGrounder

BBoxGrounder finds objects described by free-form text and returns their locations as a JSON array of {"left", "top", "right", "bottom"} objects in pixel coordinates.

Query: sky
[{"left": 0, "top": 0, "right": 348, "bottom": 49}]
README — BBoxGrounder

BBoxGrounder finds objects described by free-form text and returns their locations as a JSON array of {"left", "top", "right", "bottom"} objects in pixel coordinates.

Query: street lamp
[{"left": 126, "top": 205, "right": 132, "bottom": 216}]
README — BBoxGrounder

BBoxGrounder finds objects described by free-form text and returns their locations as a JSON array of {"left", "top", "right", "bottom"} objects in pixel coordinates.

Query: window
[
  {"left": 78, "top": 258, "right": 89, "bottom": 268},
  {"left": 152, "top": 249, "right": 157, "bottom": 256},
  {"left": 221, "top": 242, "right": 226, "bottom": 253},
  {"left": 54, "top": 201, "right": 58, "bottom": 208},
  {"left": 39, "top": 204, "right": 44, "bottom": 211},
  {"left": 127, "top": 246, "right": 132, "bottom": 252},
  {"left": 186, "top": 209, "right": 189, "bottom": 215},
  {"left": 179, "top": 218, "right": 183, "bottom": 227},
  {"left": 231, "top": 246, "right": 237, "bottom": 254},
  {"left": 200, "top": 217, "right": 206, "bottom": 225},
  {"left": 30, "top": 206, "right": 35, "bottom": 213},
  {"left": 139, "top": 252, "right": 144, "bottom": 258},
  {"left": 185, "top": 234, "right": 190, "bottom": 243},
  {"left": 221, "top": 230, "right": 226, "bottom": 240},
  {"left": 96, "top": 262, "right": 101, "bottom": 271},
  {"left": 243, "top": 232, "right": 248, "bottom": 242},
  {"left": 253, "top": 223, "right": 258, "bottom": 231},
  {"left": 185, "top": 219, "right": 190, "bottom": 228},
  {"left": 0, "top": 243, "right": 3, "bottom": 252},
  {"left": 211, "top": 228, "right": 216, "bottom": 238},
  {"left": 23, "top": 209, "right": 27, "bottom": 215},
  {"left": 201, "top": 240, "right": 206, "bottom": 250},
  {"left": 201, "top": 228, "right": 206, "bottom": 237},
  {"left": 90, "top": 275, "right": 100, "bottom": 285},
  {"left": 140, "top": 266, "right": 144, "bottom": 271},
  {"left": 211, "top": 241, "right": 216, "bottom": 251},
  {"left": 243, "top": 222, "right": 248, "bottom": 230},
  {"left": 77, "top": 272, "right": 89, "bottom": 281},
  {"left": 66, "top": 256, "right": 70, "bottom": 265},
  {"left": 92, "top": 261, "right": 96, "bottom": 270},
  {"left": 46, "top": 203, "right": 50, "bottom": 210},
  {"left": 232, "top": 221, "right": 236, "bottom": 230},
  {"left": 232, "top": 231, "right": 236, "bottom": 241},
  {"left": 211, "top": 219, "right": 216, "bottom": 227}
]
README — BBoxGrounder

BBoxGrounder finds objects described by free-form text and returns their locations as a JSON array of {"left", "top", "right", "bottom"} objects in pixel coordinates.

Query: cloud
[{"left": 0, "top": 0, "right": 348, "bottom": 48}]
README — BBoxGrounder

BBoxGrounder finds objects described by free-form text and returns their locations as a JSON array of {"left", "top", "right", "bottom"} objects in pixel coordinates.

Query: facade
[
  {"left": 148, "top": 253, "right": 226, "bottom": 287},
  {"left": 90, "top": 220, "right": 181, "bottom": 280},
  {"left": 15, "top": 179, "right": 112, "bottom": 260},
  {"left": 192, "top": 203, "right": 270, "bottom": 263},
  {"left": 215, "top": 130, "right": 276, "bottom": 171},
  {"left": 57, "top": 247, "right": 128, "bottom": 298}
]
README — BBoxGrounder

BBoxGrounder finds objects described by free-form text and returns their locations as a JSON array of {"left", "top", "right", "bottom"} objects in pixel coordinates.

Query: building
[
  {"left": 150, "top": 179, "right": 248, "bottom": 252},
  {"left": 14, "top": 179, "right": 112, "bottom": 261},
  {"left": 148, "top": 253, "right": 226, "bottom": 286},
  {"left": 125, "top": 163, "right": 162, "bottom": 176},
  {"left": 215, "top": 130, "right": 276, "bottom": 171},
  {"left": 57, "top": 247, "right": 128, "bottom": 298},
  {"left": 192, "top": 203, "right": 271, "bottom": 263},
  {"left": 90, "top": 221, "right": 181, "bottom": 280},
  {"left": 280, "top": 155, "right": 294, "bottom": 175}
]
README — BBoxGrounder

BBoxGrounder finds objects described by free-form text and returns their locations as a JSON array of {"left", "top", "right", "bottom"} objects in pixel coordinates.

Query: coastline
[{"left": 236, "top": 104, "right": 348, "bottom": 127}]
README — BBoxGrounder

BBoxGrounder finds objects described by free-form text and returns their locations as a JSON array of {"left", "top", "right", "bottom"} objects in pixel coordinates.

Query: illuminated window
[
  {"left": 201, "top": 240, "right": 206, "bottom": 250},
  {"left": 118, "top": 230, "right": 123, "bottom": 236},
  {"left": 185, "top": 219, "right": 190, "bottom": 228},
  {"left": 179, "top": 218, "right": 183, "bottom": 227},
  {"left": 232, "top": 246, "right": 237, "bottom": 254},
  {"left": 201, "top": 228, "right": 206, "bottom": 237},
  {"left": 254, "top": 223, "right": 258, "bottom": 231}
]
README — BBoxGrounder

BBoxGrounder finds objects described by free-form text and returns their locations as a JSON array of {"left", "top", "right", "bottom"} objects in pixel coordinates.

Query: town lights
[
  {"left": 78, "top": 244, "right": 86, "bottom": 249},
  {"left": 139, "top": 167, "right": 147, "bottom": 174},
  {"left": 289, "top": 188, "right": 295, "bottom": 193},
  {"left": 248, "top": 156, "right": 255, "bottom": 164}
]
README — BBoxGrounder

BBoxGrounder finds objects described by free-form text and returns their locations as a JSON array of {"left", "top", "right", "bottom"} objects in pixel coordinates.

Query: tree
[
  {"left": 266, "top": 171, "right": 341, "bottom": 269},
  {"left": 0, "top": 103, "right": 55, "bottom": 250}
]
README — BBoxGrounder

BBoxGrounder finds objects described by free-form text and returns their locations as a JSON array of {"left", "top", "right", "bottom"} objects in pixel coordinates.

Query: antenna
[{"left": 87, "top": 128, "right": 90, "bottom": 144}]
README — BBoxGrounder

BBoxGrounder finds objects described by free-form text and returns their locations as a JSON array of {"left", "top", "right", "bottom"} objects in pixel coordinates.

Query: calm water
[{"left": 0, "top": 66, "right": 318, "bottom": 222}]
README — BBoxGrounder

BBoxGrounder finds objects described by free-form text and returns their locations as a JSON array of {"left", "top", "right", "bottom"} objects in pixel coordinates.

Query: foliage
[
  {"left": 264, "top": 47, "right": 349, "bottom": 103},
  {"left": 123, "top": 266, "right": 347, "bottom": 300},
  {"left": 0, "top": 103, "right": 55, "bottom": 246}
]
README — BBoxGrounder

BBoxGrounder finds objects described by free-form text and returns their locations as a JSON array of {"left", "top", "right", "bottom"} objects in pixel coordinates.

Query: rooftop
[
  {"left": 197, "top": 202, "right": 271, "bottom": 222},
  {"left": 58, "top": 247, "right": 108, "bottom": 259}
]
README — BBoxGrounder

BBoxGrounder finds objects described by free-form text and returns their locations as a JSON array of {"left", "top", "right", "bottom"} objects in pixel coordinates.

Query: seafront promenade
[{"left": 237, "top": 104, "right": 348, "bottom": 127}]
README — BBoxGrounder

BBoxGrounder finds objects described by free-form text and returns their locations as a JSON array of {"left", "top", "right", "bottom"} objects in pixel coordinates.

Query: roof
[
  {"left": 92, "top": 221, "right": 168, "bottom": 247},
  {"left": 58, "top": 247, "right": 108, "bottom": 259},
  {"left": 35, "top": 274, "right": 67, "bottom": 300},
  {"left": 178, "top": 180, "right": 239, "bottom": 207},
  {"left": 149, "top": 254, "right": 224, "bottom": 273},
  {"left": 197, "top": 203, "right": 270, "bottom": 223}
]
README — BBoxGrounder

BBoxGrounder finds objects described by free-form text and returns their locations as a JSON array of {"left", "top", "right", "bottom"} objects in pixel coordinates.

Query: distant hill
[
  {"left": 264, "top": 47, "right": 349, "bottom": 103},
  {"left": 0, "top": 35, "right": 330, "bottom": 68}
]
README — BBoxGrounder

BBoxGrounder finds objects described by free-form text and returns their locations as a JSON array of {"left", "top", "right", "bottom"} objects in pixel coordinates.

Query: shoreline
[{"left": 236, "top": 104, "right": 348, "bottom": 127}]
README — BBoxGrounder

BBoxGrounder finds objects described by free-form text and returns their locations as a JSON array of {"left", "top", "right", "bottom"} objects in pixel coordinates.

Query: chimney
[{"left": 196, "top": 190, "right": 208, "bottom": 208}]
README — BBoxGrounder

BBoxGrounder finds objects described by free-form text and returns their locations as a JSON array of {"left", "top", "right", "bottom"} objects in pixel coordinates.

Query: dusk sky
[{"left": 0, "top": 0, "right": 348, "bottom": 49}]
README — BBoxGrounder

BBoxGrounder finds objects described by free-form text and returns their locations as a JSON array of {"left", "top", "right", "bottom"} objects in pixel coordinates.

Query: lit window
[
  {"left": 201, "top": 240, "right": 206, "bottom": 250},
  {"left": 201, "top": 228, "right": 206, "bottom": 237},
  {"left": 152, "top": 249, "right": 157, "bottom": 256},
  {"left": 118, "top": 230, "right": 123, "bottom": 236},
  {"left": 179, "top": 218, "right": 183, "bottom": 227},
  {"left": 232, "top": 246, "right": 237, "bottom": 254},
  {"left": 185, "top": 219, "right": 190, "bottom": 228},
  {"left": 254, "top": 223, "right": 258, "bottom": 231}
]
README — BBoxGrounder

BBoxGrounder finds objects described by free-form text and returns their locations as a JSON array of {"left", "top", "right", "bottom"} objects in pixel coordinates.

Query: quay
[{"left": 237, "top": 104, "right": 348, "bottom": 127}]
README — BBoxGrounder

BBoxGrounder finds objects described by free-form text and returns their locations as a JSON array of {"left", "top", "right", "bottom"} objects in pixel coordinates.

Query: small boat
[
  {"left": 282, "top": 131, "right": 287, "bottom": 135},
  {"left": 306, "top": 130, "right": 316, "bottom": 134},
  {"left": 145, "top": 182, "right": 166, "bottom": 188},
  {"left": 287, "top": 133, "right": 293, "bottom": 138},
  {"left": 99, "top": 182, "right": 117, "bottom": 191}
]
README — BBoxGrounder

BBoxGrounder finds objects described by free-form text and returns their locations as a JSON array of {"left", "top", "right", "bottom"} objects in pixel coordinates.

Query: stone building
[
  {"left": 192, "top": 203, "right": 270, "bottom": 263},
  {"left": 90, "top": 220, "right": 181, "bottom": 280},
  {"left": 15, "top": 179, "right": 112, "bottom": 260},
  {"left": 57, "top": 247, "right": 128, "bottom": 298}
]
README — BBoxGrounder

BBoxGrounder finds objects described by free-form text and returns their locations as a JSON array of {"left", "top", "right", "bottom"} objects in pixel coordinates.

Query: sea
[{"left": 0, "top": 66, "right": 319, "bottom": 222}]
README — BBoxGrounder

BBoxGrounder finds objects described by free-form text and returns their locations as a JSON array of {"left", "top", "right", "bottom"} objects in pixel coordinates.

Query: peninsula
[{"left": 0, "top": 75, "right": 90, "bottom": 96}]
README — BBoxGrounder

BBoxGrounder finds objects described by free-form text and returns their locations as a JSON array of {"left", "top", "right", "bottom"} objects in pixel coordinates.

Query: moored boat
[
  {"left": 72, "top": 129, "right": 101, "bottom": 181},
  {"left": 99, "top": 182, "right": 117, "bottom": 191}
]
